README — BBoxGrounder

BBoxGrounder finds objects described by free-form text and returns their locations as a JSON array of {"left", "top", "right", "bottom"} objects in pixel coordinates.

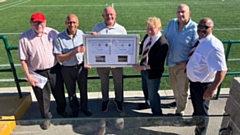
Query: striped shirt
[{"left": 18, "top": 27, "right": 58, "bottom": 71}]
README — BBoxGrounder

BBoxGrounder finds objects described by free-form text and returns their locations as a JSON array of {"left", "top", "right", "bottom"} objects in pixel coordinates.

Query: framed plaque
[{"left": 83, "top": 34, "right": 140, "bottom": 67}]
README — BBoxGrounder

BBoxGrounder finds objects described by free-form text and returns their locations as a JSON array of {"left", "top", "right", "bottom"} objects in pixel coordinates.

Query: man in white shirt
[
  {"left": 91, "top": 6, "right": 127, "bottom": 113},
  {"left": 186, "top": 17, "right": 227, "bottom": 135}
]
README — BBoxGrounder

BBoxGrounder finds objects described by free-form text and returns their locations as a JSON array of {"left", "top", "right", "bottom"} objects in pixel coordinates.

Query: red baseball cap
[{"left": 30, "top": 12, "right": 46, "bottom": 22}]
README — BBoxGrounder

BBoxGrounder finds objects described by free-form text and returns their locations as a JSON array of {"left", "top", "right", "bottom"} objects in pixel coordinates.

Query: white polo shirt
[
  {"left": 92, "top": 22, "right": 127, "bottom": 35},
  {"left": 186, "top": 34, "right": 227, "bottom": 82}
]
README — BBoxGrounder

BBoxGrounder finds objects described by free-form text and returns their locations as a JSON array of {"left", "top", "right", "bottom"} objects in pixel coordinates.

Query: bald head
[
  {"left": 177, "top": 4, "right": 190, "bottom": 12},
  {"left": 200, "top": 17, "right": 214, "bottom": 27},
  {"left": 66, "top": 14, "right": 79, "bottom": 22},
  {"left": 102, "top": 6, "right": 117, "bottom": 27},
  {"left": 65, "top": 14, "right": 79, "bottom": 35},
  {"left": 197, "top": 17, "right": 214, "bottom": 39},
  {"left": 104, "top": 6, "right": 116, "bottom": 14},
  {"left": 177, "top": 4, "right": 191, "bottom": 25}
]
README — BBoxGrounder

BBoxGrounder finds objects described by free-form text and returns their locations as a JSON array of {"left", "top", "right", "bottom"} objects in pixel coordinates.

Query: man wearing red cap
[{"left": 18, "top": 12, "right": 68, "bottom": 130}]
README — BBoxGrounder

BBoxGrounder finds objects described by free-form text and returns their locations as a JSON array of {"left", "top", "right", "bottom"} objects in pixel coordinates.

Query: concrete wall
[{"left": 221, "top": 77, "right": 240, "bottom": 135}]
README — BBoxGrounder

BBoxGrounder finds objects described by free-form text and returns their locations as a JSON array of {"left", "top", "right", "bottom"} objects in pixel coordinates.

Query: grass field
[{"left": 0, "top": 0, "right": 240, "bottom": 92}]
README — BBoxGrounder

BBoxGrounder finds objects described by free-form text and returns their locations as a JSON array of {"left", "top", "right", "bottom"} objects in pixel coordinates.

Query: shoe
[
  {"left": 175, "top": 113, "right": 183, "bottom": 116},
  {"left": 168, "top": 101, "right": 176, "bottom": 108},
  {"left": 173, "top": 113, "right": 183, "bottom": 126},
  {"left": 40, "top": 120, "right": 50, "bottom": 130},
  {"left": 58, "top": 111, "right": 69, "bottom": 118},
  {"left": 70, "top": 112, "right": 78, "bottom": 118},
  {"left": 152, "top": 113, "right": 163, "bottom": 116},
  {"left": 138, "top": 103, "right": 150, "bottom": 110},
  {"left": 114, "top": 99, "right": 123, "bottom": 112},
  {"left": 101, "top": 100, "right": 109, "bottom": 112},
  {"left": 82, "top": 109, "right": 92, "bottom": 117},
  {"left": 173, "top": 118, "right": 183, "bottom": 126}
]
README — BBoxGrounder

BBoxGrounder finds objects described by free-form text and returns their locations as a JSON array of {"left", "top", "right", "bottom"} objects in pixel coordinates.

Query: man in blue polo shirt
[
  {"left": 91, "top": 6, "right": 127, "bottom": 113},
  {"left": 54, "top": 14, "right": 92, "bottom": 117},
  {"left": 163, "top": 4, "right": 198, "bottom": 116}
]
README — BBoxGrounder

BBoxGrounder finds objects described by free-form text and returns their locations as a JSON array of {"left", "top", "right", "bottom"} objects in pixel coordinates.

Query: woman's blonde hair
[{"left": 146, "top": 17, "right": 162, "bottom": 29}]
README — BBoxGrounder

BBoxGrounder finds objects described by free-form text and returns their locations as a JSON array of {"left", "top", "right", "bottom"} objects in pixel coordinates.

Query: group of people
[{"left": 18, "top": 3, "right": 227, "bottom": 135}]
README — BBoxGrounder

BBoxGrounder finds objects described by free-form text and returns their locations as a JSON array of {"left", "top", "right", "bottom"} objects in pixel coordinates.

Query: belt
[
  {"left": 63, "top": 63, "right": 83, "bottom": 68},
  {"left": 190, "top": 80, "right": 212, "bottom": 84},
  {"left": 34, "top": 63, "right": 61, "bottom": 73},
  {"left": 35, "top": 68, "right": 51, "bottom": 73}
]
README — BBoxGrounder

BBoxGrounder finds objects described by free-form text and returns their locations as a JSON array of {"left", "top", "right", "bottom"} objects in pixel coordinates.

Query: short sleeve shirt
[
  {"left": 92, "top": 22, "right": 127, "bottom": 35},
  {"left": 163, "top": 18, "right": 198, "bottom": 67},
  {"left": 186, "top": 34, "right": 227, "bottom": 82},
  {"left": 18, "top": 27, "right": 58, "bottom": 71},
  {"left": 53, "top": 29, "right": 85, "bottom": 66}
]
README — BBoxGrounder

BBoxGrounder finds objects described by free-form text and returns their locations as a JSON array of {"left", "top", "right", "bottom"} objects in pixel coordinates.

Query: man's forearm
[
  {"left": 20, "top": 60, "right": 30, "bottom": 78},
  {"left": 56, "top": 50, "right": 77, "bottom": 62},
  {"left": 211, "top": 71, "right": 227, "bottom": 90}
]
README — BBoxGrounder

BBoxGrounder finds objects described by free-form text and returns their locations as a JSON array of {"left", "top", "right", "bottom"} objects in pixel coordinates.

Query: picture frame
[{"left": 83, "top": 34, "right": 140, "bottom": 67}]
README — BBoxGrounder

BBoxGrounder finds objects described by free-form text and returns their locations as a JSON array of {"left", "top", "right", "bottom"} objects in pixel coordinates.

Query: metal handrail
[{"left": 1, "top": 35, "right": 240, "bottom": 99}]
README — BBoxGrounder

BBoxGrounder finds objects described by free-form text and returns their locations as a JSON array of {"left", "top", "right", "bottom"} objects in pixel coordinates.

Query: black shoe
[
  {"left": 138, "top": 103, "right": 150, "bottom": 110},
  {"left": 58, "top": 111, "right": 69, "bottom": 118},
  {"left": 152, "top": 113, "right": 163, "bottom": 116},
  {"left": 114, "top": 99, "right": 123, "bottom": 112},
  {"left": 175, "top": 113, "right": 183, "bottom": 116},
  {"left": 40, "top": 120, "right": 50, "bottom": 130},
  {"left": 168, "top": 101, "right": 176, "bottom": 108},
  {"left": 82, "top": 109, "right": 92, "bottom": 117},
  {"left": 70, "top": 112, "right": 78, "bottom": 118},
  {"left": 101, "top": 100, "right": 109, "bottom": 112}
]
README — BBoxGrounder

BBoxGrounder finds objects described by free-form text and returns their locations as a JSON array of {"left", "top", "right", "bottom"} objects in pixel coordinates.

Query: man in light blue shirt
[
  {"left": 163, "top": 4, "right": 198, "bottom": 116},
  {"left": 54, "top": 14, "right": 92, "bottom": 117}
]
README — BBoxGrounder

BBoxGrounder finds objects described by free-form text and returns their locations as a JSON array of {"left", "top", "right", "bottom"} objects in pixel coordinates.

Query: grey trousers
[{"left": 97, "top": 67, "right": 123, "bottom": 102}]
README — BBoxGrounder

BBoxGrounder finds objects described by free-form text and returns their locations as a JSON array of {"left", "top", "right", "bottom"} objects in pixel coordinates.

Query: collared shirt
[
  {"left": 53, "top": 29, "right": 85, "bottom": 66},
  {"left": 92, "top": 22, "right": 127, "bottom": 34},
  {"left": 163, "top": 18, "right": 198, "bottom": 67},
  {"left": 18, "top": 27, "right": 58, "bottom": 71},
  {"left": 186, "top": 34, "right": 227, "bottom": 82},
  {"left": 142, "top": 32, "right": 162, "bottom": 64}
]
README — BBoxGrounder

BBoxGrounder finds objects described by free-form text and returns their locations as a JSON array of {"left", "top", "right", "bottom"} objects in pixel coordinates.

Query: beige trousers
[{"left": 169, "top": 66, "right": 189, "bottom": 114}]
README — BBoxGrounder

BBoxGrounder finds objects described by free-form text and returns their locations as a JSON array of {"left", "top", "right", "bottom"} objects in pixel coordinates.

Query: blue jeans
[{"left": 141, "top": 70, "right": 162, "bottom": 115}]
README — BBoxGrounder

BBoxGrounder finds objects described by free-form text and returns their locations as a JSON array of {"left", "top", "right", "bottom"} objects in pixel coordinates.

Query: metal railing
[{"left": 1, "top": 35, "right": 240, "bottom": 99}]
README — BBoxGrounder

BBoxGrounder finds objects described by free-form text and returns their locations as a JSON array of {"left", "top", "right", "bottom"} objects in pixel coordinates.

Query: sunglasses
[{"left": 197, "top": 24, "right": 212, "bottom": 29}]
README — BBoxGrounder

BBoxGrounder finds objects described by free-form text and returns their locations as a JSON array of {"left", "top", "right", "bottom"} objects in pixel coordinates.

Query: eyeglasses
[
  {"left": 197, "top": 24, "right": 212, "bottom": 29},
  {"left": 32, "top": 22, "right": 44, "bottom": 26}
]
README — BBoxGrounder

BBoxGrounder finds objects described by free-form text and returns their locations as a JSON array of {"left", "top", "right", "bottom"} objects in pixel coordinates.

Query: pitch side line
[
  {"left": 0, "top": 0, "right": 31, "bottom": 11},
  {"left": 16, "top": 1, "right": 239, "bottom": 8},
  {"left": 1, "top": 28, "right": 240, "bottom": 35},
  {"left": 0, "top": 0, "right": 24, "bottom": 7}
]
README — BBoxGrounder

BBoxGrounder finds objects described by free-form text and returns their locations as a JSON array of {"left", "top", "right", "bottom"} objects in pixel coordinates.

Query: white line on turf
[
  {"left": 16, "top": 1, "right": 239, "bottom": 8},
  {"left": 0, "top": 0, "right": 31, "bottom": 11},
  {"left": 0, "top": 0, "right": 23, "bottom": 7},
  {"left": 1, "top": 28, "right": 240, "bottom": 35}
]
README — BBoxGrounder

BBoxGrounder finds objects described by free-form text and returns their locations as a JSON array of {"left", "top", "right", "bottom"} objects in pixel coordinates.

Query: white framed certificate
[{"left": 83, "top": 34, "right": 140, "bottom": 67}]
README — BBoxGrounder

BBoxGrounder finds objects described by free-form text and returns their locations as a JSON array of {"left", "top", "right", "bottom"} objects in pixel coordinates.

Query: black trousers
[
  {"left": 190, "top": 81, "right": 212, "bottom": 135},
  {"left": 61, "top": 63, "right": 88, "bottom": 115},
  {"left": 33, "top": 63, "right": 66, "bottom": 118}
]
